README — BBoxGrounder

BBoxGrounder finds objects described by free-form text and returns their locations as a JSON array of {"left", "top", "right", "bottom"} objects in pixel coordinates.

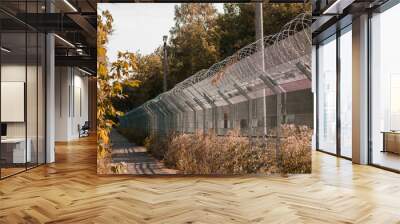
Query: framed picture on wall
[{"left": 1, "top": 81, "right": 25, "bottom": 122}]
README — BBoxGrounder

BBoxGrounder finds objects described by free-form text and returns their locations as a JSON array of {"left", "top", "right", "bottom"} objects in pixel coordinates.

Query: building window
[
  {"left": 317, "top": 35, "right": 337, "bottom": 154},
  {"left": 339, "top": 26, "right": 352, "bottom": 158},
  {"left": 370, "top": 3, "right": 400, "bottom": 171}
]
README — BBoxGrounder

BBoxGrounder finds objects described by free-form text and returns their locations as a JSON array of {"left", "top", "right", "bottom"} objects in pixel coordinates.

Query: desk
[
  {"left": 1, "top": 138, "right": 31, "bottom": 163},
  {"left": 382, "top": 131, "right": 400, "bottom": 154}
]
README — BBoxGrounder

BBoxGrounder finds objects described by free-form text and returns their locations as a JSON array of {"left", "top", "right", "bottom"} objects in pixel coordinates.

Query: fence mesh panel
[{"left": 119, "top": 13, "right": 312, "bottom": 149}]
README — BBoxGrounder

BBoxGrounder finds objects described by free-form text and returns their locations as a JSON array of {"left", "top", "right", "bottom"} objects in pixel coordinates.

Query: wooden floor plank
[{"left": 0, "top": 135, "right": 399, "bottom": 223}]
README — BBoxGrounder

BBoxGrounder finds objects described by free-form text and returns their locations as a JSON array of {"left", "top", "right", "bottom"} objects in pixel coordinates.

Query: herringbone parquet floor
[{"left": 1, "top": 136, "right": 400, "bottom": 224}]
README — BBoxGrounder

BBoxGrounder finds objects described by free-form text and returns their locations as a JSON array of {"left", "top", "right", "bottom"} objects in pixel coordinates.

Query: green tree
[
  {"left": 112, "top": 52, "right": 164, "bottom": 112},
  {"left": 168, "top": 3, "right": 221, "bottom": 84},
  {"left": 97, "top": 10, "right": 140, "bottom": 174},
  {"left": 115, "top": 3, "right": 311, "bottom": 116},
  {"left": 217, "top": 3, "right": 311, "bottom": 58}
]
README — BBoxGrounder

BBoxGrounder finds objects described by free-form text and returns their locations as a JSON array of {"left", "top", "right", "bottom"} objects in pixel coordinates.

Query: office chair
[{"left": 79, "top": 121, "right": 90, "bottom": 138}]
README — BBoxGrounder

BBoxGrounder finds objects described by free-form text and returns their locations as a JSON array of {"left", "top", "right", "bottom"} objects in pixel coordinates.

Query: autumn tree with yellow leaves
[{"left": 97, "top": 10, "right": 140, "bottom": 174}]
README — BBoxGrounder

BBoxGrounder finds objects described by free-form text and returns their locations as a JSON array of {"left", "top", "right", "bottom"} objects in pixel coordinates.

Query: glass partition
[
  {"left": 1, "top": 31, "right": 28, "bottom": 177},
  {"left": 0, "top": 1, "right": 46, "bottom": 179}
]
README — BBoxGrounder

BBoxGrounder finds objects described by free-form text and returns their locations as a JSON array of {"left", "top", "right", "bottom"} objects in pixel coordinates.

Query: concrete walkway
[{"left": 110, "top": 129, "right": 178, "bottom": 175}]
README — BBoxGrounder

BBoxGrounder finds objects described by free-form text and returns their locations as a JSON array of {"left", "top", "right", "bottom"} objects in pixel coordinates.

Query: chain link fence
[{"left": 119, "top": 13, "right": 312, "bottom": 152}]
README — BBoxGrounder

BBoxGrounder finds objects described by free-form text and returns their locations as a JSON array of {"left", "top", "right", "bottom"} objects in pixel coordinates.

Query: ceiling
[{"left": 0, "top": 0, "right": 97, "bottom": 74}]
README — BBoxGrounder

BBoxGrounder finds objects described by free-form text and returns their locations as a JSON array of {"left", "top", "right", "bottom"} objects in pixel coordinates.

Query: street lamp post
[{"left": 163, "top": 35, "right": 168, "bottom": 92}]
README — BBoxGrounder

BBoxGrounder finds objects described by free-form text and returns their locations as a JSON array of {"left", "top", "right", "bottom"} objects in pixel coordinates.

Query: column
[
  {"left": 46, "top": 32, "right": 55, "bottom": 163},
  {"left": 352, "top": 14, "right": 369, "bottom": 164}
]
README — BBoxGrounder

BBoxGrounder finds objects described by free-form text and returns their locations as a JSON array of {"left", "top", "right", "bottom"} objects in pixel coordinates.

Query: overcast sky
[{"left": 98, "top": 3, "right": 224, "bottom": 62}]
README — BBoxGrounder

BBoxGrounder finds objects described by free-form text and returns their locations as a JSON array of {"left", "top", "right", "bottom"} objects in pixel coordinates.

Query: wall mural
[{"left": 97, "top": 3, "right": 313, "bottom": 175}]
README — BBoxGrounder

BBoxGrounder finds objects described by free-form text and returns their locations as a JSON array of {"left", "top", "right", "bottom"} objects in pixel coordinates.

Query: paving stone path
[{"left": 110, "top": 129, "right": 178, "bottom": 174}]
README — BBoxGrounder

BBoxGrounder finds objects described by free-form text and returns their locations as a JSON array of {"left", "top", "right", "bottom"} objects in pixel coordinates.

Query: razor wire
[{"left": 119, "top": 13, "right": 313, "bottom": 141}]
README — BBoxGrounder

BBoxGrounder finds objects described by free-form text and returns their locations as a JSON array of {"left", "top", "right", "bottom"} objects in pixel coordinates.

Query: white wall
[
  {"left": 55, "top": 67, "right": 89, "bottom": 141},
  {"left": 71, "top": 72, "right": 89, "bottom": 138},
  {"left": 55, "top": 66, "right": 69, "bottom": 141}
]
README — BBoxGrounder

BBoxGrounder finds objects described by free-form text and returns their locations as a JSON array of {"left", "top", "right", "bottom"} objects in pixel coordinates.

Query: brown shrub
[
  {"left": 146, "top": 125, "right": 312, "bottom": 175},
  {"left": 279, "top": 125, "right": 312, "bottom": 174},
  {"left": 144, "top": 132, "right": 171, "bottom": 160}
]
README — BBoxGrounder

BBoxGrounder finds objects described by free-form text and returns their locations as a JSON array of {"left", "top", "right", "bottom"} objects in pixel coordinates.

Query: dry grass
[
  {"left": 144, "top": 125, "right": 312, "bottom": 175},
  {"left": 280, "top": 125, "right": 312, "bottom": 173},
  {"left": 144, "top": 132, "right": 171, "bottom": 160}
]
